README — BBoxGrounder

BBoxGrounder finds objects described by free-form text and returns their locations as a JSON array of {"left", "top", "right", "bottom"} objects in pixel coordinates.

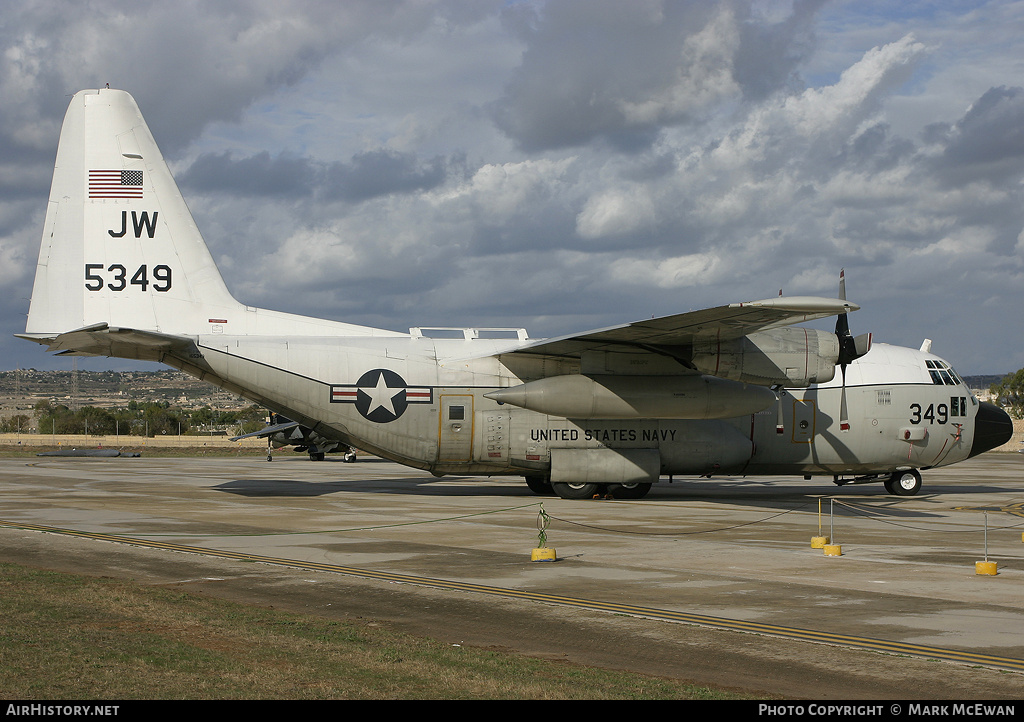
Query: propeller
[{"left": 835, "top": 269, "right": 872, "bottom": 431}]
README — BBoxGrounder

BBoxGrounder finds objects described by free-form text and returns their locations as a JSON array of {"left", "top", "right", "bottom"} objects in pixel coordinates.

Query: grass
[{"left": 0, "top": 563, "right": 744, "bottom": 700}]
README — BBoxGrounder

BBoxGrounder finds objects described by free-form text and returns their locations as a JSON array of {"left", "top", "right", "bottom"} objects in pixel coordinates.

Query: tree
[
  {"left": 79, "top": 406, "right": 117, "bottom": 435},
  {"left": 0, "top": 414, "right": 30, "bottom": 433},
  {"left": 142, "top": 403, "right": 185, "bottom": 437},
  {"left": 36, "top": 402, "right": 75, "bottom": 434},
  {"left": 989, "top": 368, "right": 1024, "bottom": 419},
  {"left": 30, "top": 399, "right": 193, "bottom": 437},
  {"left": 235, "top": 404, "right": 267, "bottom": 435}
]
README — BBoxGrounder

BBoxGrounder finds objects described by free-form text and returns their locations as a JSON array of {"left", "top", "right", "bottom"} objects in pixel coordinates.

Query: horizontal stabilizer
[{"left": 15, "top": 324, "right": 194, "bottom": 362}]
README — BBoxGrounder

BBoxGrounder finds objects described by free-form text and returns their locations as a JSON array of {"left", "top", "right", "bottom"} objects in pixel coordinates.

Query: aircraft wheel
[
  {"left": 525, "top": 475, "right": 553, "bottom": 495},
  {"left": 885, "top": 469, "right": 921, "bottom": 496},
  {"left": 608, "top": 482, "right": 652, "bottom": 500},
  {"left": 310, "top": 452, "right": 326, "bottom": 461},
  {"left": 551, "top": 481, "right": 600, "bottom": 499},
  {"left": 344, "top": 452, "right": 357, "bottom": 463}
]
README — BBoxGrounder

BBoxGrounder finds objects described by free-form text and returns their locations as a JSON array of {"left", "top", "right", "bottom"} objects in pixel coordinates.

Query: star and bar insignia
[{"left": 330, "top": 369, "right": 432, "bottom": 423}]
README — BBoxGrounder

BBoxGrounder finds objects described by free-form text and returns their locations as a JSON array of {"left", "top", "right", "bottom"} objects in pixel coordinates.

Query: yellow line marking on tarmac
[{"left": 4, "top": 519, "right": 1024, "bottom": 673}]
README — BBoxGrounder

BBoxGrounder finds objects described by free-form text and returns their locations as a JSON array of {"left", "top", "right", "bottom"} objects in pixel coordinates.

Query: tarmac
[{"left": 1, "top": 450, "right": 1023, "bottom": 699}]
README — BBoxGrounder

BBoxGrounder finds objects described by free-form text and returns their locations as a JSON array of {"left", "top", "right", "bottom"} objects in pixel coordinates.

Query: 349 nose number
[
  {"left": 84, "top": 263, "right": 172, "bottom": 292},
  {"left": 909, "top": 397, "right": 967, "bottom": 425}
]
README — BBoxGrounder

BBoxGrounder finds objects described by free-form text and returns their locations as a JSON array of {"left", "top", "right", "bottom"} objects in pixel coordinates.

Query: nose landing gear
[{"left": 884, "top": 469, "right": 922, "bottom": 496}]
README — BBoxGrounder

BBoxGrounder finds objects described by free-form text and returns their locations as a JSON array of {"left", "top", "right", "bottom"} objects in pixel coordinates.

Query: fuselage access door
[{"left": 438, "top": 393, "right": 474, "bottom": 462}]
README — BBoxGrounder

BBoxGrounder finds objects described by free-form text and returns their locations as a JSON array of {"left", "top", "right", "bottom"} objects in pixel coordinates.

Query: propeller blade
[
  {"left": 854, "top": 332, "right": 872, "bottom": 357},
  {"left": 834, "top": 269, "right": 870, "bottom": 366},
  {"left": 839, "top": 365, "right": 850, "bottom": 432},
  {"left": 836, "top": 270, "right": 857, "bottom": 431}
]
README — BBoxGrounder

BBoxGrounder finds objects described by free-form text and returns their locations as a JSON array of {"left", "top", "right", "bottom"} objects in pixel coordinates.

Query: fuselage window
[{"left": 449, "top": 405, "right": 465, "bottom": 421}]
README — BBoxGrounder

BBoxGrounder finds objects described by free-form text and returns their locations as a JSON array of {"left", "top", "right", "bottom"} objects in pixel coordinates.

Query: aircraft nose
[{"left": 968, "top": 401, "right": 1014, "bottom": 457}]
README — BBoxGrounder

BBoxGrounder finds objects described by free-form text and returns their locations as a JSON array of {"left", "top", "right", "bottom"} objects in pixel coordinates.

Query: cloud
[
  {"left": 490, "top": 1, "right": 743, "bottom": 152},
  {"left": 0, "top": 1, "right": 443, "bottom": 158},
  {"left": 3, "top": 2, "right": 1024, "bottom": 375},
  {"left": 705, "top": 34, "right": 927, "bottom": 172},
  {"left": 933, "top": 85, "right": 1024, "bottom": 185},
  {"left": 489, "top": 0, "right": 832, "bottom": 153},
  {"left": 609, "top": 252, "right": 722, "bottom": 289},
  {"left": 180, "top": 151, "right": 316, "bottom": 198},
  {"left": 322, "top": 149, "right": 449, "bottom": 202},
  {"left": 576, "top": 185, "right": 657, "bottom": 240},
  {"left": 179, "top": 148, "right": 452, "bottom": 202}
]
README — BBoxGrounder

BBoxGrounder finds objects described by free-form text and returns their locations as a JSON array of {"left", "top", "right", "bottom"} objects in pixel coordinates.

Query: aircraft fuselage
[{"left": 163, "top": 332, "right": 988, "bottom": 484}]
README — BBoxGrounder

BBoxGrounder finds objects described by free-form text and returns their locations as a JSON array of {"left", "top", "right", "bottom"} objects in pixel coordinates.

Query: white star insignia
[{"left": 362, "top": 371, "right": 403, "bottom": 417}]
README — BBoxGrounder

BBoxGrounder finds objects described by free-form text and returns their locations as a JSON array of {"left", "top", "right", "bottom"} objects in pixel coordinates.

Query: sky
[{"left": 1, "top": 0, "right": 1023, "bottom": 376}]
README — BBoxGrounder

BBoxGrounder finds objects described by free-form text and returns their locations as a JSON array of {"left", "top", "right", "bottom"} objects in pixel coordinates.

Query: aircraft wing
[
  {"left": 15, "top": 323, "right": 195, "bottom": 361},
  {"left": 230, "top": 421, "right": 302, "bottom": 442},
  {"left": 506, "top": 296, "right": 857, "bottom": 359}
]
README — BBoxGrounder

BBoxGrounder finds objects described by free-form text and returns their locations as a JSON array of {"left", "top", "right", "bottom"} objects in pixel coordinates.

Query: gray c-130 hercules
[{"left": 17, "top": 89, "right": 1013, "bottom": 500}]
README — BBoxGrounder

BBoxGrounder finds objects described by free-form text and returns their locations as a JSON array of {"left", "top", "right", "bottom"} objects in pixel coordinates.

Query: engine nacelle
[
  {"left": 484, "top": 373, "right": 777, "bottom": 419},
  {"left": 691, "top": 328, "right": 839, "bottom": 387}
]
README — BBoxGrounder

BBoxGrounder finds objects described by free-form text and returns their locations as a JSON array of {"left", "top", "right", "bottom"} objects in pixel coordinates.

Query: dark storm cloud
[
  {"left": 0, "top": 1, "right": 437, "bottom": 158},
  {"left": 179, "top": 151, "right": 316, "bottom": 198},
  {"left": 933, "top": 86, "right": 1024, "bottom": 185},
  {"left": 489, "top": 0, "right": 826, "bottom": 152},
  {"left": 322, "top": 149, "right": 449, "bottom": 202},
  {"left": 179, "top": 149, "right": 451, "bottom": 202},
  {"left": 732, "top": 0, "right": 826, "bottom": 101},
  {"left": 847, "top": 124, "right": 914, "bottom": 171}
]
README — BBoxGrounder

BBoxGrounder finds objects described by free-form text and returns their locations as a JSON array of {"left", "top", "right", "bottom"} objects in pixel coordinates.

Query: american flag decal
[{"left": 88, "top": 170, "right": 144, "bottom": 198}]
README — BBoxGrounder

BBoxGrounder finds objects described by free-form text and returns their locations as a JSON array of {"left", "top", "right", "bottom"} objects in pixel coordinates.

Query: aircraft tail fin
[
  {"left": 24, "top": 88, "right": 242, "bottom": 339},
  {"left": 23, "top": 88, "right": 410, "bottom": 349}
]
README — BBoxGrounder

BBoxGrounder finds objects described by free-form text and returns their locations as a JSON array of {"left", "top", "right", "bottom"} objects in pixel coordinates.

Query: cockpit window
[{"left": 926, "top": 359, "right": 962, "bottom": 386}]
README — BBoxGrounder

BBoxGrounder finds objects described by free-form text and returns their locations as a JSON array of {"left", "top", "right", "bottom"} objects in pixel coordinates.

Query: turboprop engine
[
  {"left": 484, "top": 373, "right": 777, "bottom": 420},
  {"left": 690, "top": 327, "right": 841, "bottom": 387}
]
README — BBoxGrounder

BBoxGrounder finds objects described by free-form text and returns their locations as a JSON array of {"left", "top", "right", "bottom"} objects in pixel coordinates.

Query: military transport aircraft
[
  {"left": 231, "top": 412, "right": 357, "bottom": 462},
  {"left": 17, "top": 89, "right": 1014, "bottom": 500}
]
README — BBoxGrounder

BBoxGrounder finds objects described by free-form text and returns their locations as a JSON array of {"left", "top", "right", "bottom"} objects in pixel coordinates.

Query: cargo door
[{"left": 438, "top": 394, "right": 474, "bottom": 462}]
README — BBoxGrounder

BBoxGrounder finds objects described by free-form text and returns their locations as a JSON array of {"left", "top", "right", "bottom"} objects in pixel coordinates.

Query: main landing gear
[{"left": 525, "top": 476, "right": 652, "bottom": 500}]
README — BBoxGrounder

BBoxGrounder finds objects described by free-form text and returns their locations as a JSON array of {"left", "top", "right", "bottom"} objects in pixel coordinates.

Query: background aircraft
[
  {"left": 17, "top": 89, "right": 1013, "bottom": 500},
  {"left": 231, "top": 412, "right": 357, "bottom": 462}
]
